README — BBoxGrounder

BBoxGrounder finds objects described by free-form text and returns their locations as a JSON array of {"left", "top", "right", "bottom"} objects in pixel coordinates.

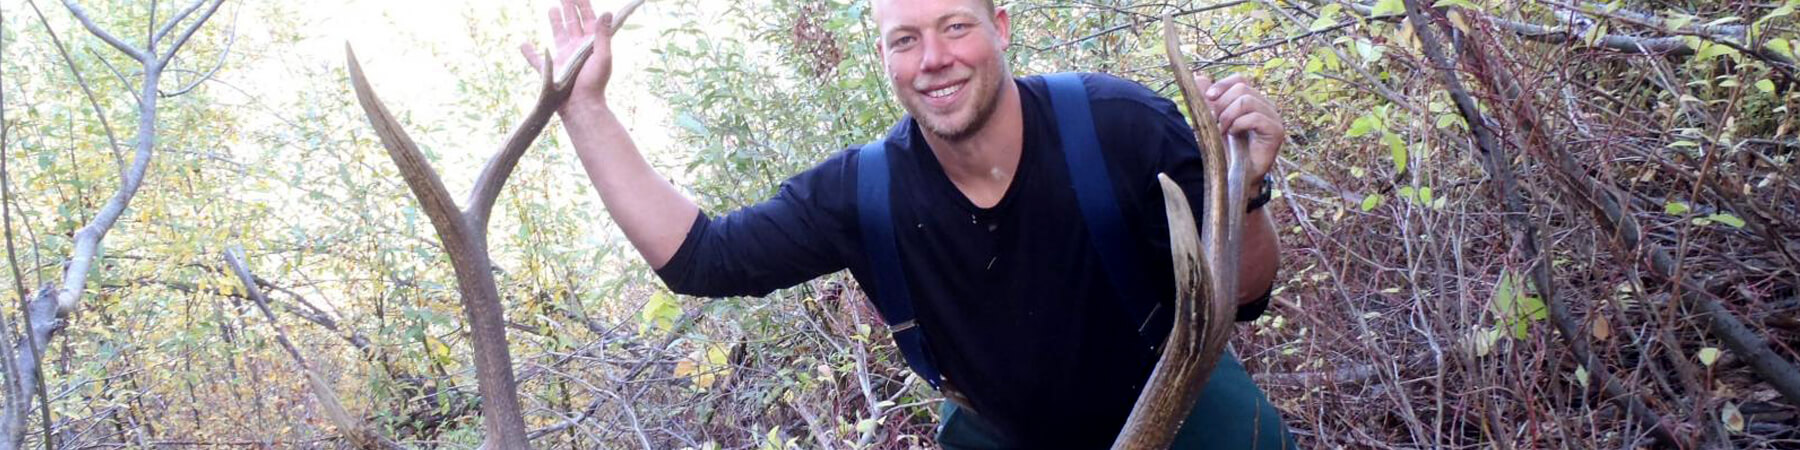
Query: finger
[
  {"left": 1213, "top": 84, "right": 1256, "bottom": 127},
  {"left": 562, "top": 0, "right": 585, "bottom": 34},
  {"left": 1205, "top": 74, "right": 1246, "bottom": 100},
  {"left": 1216, "top": 92, "right": 1256, "bottom": 134},
  {"left": 597, "top": 11, "right": 615, "bottom": 37},
  {"left": 1229, "top": 112, "right": 1285, "bottom": 170},
  {"left": 575, "top": 0, "right": 597, "bottom": 30},
  {"left": 1191, "top": 72, "right": 1214, "bottom": 101},
  {"left": 549, "top": 6, "right": 568, "bottom": 40}
]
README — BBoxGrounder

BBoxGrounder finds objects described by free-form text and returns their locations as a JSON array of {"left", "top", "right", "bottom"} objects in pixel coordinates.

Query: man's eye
[
  {"left": 892, "top": 36, "right": 916, "bottom": 47},
  {"left": 948, "top": 23, "right": 970, "bottom": 32}
]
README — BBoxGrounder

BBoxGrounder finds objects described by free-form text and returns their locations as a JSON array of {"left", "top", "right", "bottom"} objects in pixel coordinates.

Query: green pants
[{"left": 935, "top": 352, "right": 1294, "bottom": 449}]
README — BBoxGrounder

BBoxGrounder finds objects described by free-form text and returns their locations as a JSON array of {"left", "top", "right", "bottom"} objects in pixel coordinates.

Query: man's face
[{"left": 874, "top": 0, "right": 1012, "bottom": 142}]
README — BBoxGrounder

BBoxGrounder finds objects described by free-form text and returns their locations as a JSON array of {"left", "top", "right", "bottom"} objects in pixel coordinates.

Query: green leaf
[
  {"left": 1706, "top": 213, "right": 1747, "bottom": 228},
  {"left": 1698, "top": 347, "right": 1721, "bottom": 366},
  {"left": 1361, "top": 193, "right": 1384, "bottom": 212},
  {"left": 640, "top": 291, "right": 682, "bottom": 333},
  {"left": 1432, "top": 0, "right": 1479, "bottom": 10},
  {"left": 1372, "top": 0, "right": 1405, "bottom": 16},
  {"left": 1767, "top": 39, "right": 1795, "bottom": 60},
  {"left": 1665, "top": 14, "right": 1696, "bottom": 31},
  {"left": 1756, "top": 79, "right": 1777, "bottom": 93},
  {"left": 1347, "top": 114, "right": 1380, "bottom": 137},
  {"left": 1574, "top": 366, "right": 1589, "bottom": 388},
  {"left": 1665, "top": 202, "right": 1691, "bottom": 215},
  {"left": 1695, "top": 42, "right": 1738, "bottom": 61}
]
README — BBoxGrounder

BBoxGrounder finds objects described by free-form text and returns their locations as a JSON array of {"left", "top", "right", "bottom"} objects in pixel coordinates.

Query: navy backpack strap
[
  {"left": 856, "top": 138, "right": 944, "bottom": 389},
  {"left": 1043, "top": 73, "right": 1162, "bottom": 341}
]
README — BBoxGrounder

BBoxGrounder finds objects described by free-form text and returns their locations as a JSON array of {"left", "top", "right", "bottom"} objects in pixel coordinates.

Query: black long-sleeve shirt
[{"left": 655, "top": 73, "right": 1270, "bottom": 447}]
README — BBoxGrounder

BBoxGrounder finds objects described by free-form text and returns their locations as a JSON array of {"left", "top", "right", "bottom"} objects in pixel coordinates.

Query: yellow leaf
[{"left": 1592, "top": 315, "right": 1612, "bottom": 340}]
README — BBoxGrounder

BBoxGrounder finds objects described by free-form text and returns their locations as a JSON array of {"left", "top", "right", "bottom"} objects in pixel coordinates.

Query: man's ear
[{"left": 993, "top": 7, "right": 1012, "bottom": 48}]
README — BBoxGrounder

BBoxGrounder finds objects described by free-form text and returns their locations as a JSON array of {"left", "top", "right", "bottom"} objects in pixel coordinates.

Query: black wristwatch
[{"left": 1246, "top": 174, "right": 1273, "bottom": 212}]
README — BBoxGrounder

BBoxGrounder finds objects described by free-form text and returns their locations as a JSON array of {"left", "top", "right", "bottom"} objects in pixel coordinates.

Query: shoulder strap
[
  {"left": 1043, "top": 73, "right": 1162, "bottom": 341},
  {"left": 856, "top": 139, "right": 943, "bottom": 389}
]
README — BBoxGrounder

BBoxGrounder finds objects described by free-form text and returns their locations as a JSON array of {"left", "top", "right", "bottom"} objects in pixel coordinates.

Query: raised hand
[{"left": 521, "top": 0, "right": 618, "bottom": 116}]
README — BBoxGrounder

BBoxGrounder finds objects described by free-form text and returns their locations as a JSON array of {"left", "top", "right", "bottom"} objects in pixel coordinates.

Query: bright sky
[{"left": 289, "top": 0, "right": 680, "bottom": 158}]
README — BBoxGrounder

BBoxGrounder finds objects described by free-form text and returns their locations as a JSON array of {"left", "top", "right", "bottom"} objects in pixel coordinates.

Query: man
[{"left": 524, "top": 0, "right": 1293, "bottom": 446}]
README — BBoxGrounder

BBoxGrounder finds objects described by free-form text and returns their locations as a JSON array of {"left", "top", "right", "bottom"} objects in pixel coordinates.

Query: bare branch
[
  {"left": 59, "top": 1, "right": 149, "bottom": 62},
  {"left": 149, "top": 0, "right": 205, "bottom": 51},
  {"left": 161, "top": 3, "right": 239, "bottom": 98},
  {"left": 223, "top": 248, "right": 400, "bottom": 450},
  {"left": 86, "top": 48, "right": 140, "bottom": 107},
  {"left": 157, "top": 0, "right": 225, "bottom": 63},
  {"left": 1398, "top": 0, "right": 1694, "bottom": 446}
]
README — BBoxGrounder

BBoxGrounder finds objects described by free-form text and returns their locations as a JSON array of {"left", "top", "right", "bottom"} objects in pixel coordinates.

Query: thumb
[{"left": 597, "top": 12, "right": 616, "bottom": 37}]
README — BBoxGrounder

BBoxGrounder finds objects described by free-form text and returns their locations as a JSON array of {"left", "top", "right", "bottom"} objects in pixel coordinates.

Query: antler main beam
[{"left": 1111, "top": 14, "right": 1250, "bottom": 450}]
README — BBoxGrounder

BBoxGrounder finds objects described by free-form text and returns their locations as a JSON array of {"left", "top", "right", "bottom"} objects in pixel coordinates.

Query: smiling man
[{"left": 526, "top": 0, "right": 1295, "bottom": 447}]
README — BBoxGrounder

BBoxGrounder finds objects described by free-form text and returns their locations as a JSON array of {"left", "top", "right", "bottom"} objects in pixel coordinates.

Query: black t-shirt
[{"left": 656, "top": 73, "right": 1268, "bottom": 447}]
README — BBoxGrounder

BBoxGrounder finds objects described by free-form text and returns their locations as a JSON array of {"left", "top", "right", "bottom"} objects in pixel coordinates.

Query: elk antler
[
  {"left": 1111, "top": 14, "right": 1251, "bottom": 450},
  {"left": 342, "top": 2, "right": 647, "bottom": 447}
]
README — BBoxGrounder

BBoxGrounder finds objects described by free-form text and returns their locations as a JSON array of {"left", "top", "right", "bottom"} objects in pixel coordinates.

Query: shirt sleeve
[{"left": 653, "top": 149, "right": 861, "bottom": 298}]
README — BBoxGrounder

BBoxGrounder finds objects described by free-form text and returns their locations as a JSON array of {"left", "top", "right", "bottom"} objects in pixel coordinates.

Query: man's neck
[{"left": 922, "top": 80, "right": 1024, "bottom": 209}]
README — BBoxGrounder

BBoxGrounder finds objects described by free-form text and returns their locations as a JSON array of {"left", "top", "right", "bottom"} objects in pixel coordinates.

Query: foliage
[{"left": 0, "top": 0, "right": 1796, "bottom": 448}]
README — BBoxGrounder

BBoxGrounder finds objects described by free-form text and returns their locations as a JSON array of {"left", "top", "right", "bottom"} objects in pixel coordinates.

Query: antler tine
[
  {"left": 1111, "top": 14, "right": 1247, "bottom": 449},
  {"left": 344, "top": 43, "right": 470, "bottom": 247},
  {"left": 467, "top": 0, "right": 649, "bottom": 235}
]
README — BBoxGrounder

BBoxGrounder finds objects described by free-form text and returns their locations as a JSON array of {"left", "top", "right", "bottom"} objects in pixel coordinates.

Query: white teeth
[{"left": 927, "top": 84, "right": 961, "bottom": 98}]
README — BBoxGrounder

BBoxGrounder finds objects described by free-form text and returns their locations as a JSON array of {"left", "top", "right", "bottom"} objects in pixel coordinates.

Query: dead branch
[
  {"left": 223, "top": 248, "right": 400, "bottom": 450},
  {"left": 1398, "top": 0, "right": 1693, "bottom": 447}
]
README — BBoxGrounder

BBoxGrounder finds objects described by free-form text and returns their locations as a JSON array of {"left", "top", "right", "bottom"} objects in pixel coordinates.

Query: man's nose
[{"left": 918, "top": 35, "right": 953, "bottom": 73}]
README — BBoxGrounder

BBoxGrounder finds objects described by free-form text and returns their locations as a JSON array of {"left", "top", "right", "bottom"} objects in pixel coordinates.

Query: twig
[
  {"left": 1260, "top": 0, "right": 1421, "bottom": 115},
  {"left": 1398, "top": 0, "right": 1692, "bottom": 447},
  {"left": 161, "top": 3, "right": 239, "bottom": 98},
  {"left": 59, "top": 1, "right": 149, "bottom": 62},
  {"left": 1030, "top": 0, "right": 1251, "bottom": 53},
  {"left": 223, "top": 248, "right": 400, "bottom": 450}
]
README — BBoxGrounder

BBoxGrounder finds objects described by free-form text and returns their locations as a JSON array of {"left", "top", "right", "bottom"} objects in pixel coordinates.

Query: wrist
[
  {"left": 559, "top": 97, "right": 612, "bottom": 123},
  {"left": 1244, "top": 174, "right": 1273, "bottom": 212}
]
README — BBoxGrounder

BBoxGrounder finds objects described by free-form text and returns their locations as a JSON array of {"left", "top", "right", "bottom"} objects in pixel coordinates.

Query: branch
[
  {"left": 1398, "top": 0, "right": 1692, "bottom": 446},
  {"left": 223, "top": 248, "right": 400, "bottom": 450},
  {"left": 161, "top": 2, "right": 238, "bottom": 98},
  {"left": 1030, "top": 0, "right": 1250, "bottom": 53},
  {"left": 86, "top": 48, "right": 140, "bottom": 106},
  {"left": 59, "top": 0, "right": 149, "bottom": 62},
  {"left": 1260, "top": 0, "right": 1421, "bottom": 115},
  {"left": 1451, "top": 0, "right": 1800, "bottom": 411},
  {"left": 149, "top": 0, "right": 204, "bottom": 51},
  {"left": 155, "top": 0, "right": 225, "bottom": 64}
]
